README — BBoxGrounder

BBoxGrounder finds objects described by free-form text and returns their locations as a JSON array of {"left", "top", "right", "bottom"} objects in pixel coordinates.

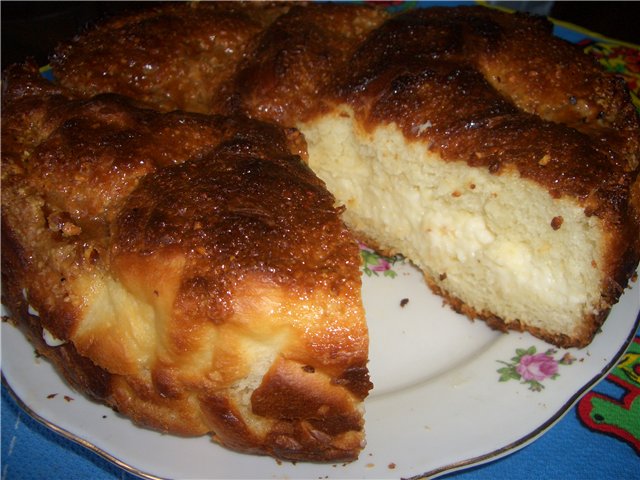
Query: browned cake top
[
  {"left": 332, "top": 7, "right": 639, "bottom": 209},
  {"left": 51, "top": 4, "right": 640, "bottom": 223},
  {"left": 51, "top": 2, "right": 293, "bottom": 113},
  {"left": 222, "top": 3, "right": 390, "bottom": 125},
  {"left": 2, "top": 62, "right": 366, "bottom": 369},
  {"left": 111, "top": 119, "right": 361, "bottom": 327},
  {"left": 52, "top": 2, "right": 391, "bottom": 123}
]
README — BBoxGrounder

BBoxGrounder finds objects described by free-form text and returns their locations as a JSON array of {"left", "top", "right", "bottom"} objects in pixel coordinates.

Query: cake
[{"left": 2, "top": 2, "right": 639, "bottom": 463}]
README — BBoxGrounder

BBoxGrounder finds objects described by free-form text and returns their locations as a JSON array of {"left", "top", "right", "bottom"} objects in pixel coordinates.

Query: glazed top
[{"left": 52, "top": 3, "right": 639, "bottom": 209}]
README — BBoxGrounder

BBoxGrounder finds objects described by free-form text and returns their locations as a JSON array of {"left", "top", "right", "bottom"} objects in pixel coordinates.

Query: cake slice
[{"left": 1, "top": 63, "right": 370, "bottom": 462}]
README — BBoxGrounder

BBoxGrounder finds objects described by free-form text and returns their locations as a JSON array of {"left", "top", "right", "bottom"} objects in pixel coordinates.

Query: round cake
[{"left": 2, "top": 2, "right": 639, "bottom": 463}]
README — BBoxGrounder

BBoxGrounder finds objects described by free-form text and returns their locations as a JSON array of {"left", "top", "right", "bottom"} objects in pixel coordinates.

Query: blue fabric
[{"left": 2, "top": 385, "right": 133, "bottom": 480}]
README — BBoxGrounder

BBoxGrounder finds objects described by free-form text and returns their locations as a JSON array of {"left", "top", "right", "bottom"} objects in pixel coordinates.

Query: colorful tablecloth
[{"left": 2, "top": 2, "right": 639, "bottom": 479}]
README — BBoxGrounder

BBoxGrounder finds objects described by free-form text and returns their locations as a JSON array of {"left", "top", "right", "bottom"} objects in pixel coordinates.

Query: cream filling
[{"left": 42, "top": 327, "right": 67, "bottom": 347}]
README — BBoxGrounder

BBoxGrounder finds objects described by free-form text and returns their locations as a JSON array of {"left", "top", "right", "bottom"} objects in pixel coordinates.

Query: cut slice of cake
[{"left": 1, "top": 63, "right": 371, "bottom": 462}]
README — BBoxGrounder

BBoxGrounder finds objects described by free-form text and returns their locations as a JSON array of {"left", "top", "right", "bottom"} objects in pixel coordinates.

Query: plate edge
[{"left": 411, "top": 306, "right": 640, "bottom": 480}]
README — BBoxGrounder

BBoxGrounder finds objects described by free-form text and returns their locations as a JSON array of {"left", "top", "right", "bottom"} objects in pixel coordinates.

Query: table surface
[{"left": 2, "top": 2, "right": 640, "bottom": 479}]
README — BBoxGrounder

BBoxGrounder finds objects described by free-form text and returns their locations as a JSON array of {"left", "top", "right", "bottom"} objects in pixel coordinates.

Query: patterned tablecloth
[{"left": 2, "top": 2, "right": 639, "bottom": 479}]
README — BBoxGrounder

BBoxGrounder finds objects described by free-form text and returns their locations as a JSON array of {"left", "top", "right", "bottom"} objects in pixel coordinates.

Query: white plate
[{"left": 2, "top": 254, "right": 639, "bottom": 479}]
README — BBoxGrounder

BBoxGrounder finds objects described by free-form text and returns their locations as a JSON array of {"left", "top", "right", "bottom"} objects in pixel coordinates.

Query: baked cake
[{"left": 2, "top": 2, "right": 639, "bottom": 463}]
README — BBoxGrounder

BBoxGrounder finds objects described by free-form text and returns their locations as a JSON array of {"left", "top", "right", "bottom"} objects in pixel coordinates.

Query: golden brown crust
[
  {"left": 2, "top": 63, "right": 369, "bottom": 462},
  {"left": 50, "top": 4, "right": 640, "bottom": 235},
  {"left": 52, "top": 2, "right": 294, "bottom": 114},
  {"left": 221, "top": 3, "right": 389, "bottom": 125},
  {"left": 425, "top": 274, "right": 604, "bottom": 349},
  {"left": 334, "top": 7, "right": 639, "bottom": 197}
]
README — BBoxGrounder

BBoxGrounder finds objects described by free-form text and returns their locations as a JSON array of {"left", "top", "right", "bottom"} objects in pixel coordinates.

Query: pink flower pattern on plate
[
  {"left": 498, "top": 347, "right": 575, "bottom": 391},
  {"left": 516, "top": 352, "right": 560, "bottom": 381},
  {"left": 359, "top": 242, "right": 403, "bottom": 278}
]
